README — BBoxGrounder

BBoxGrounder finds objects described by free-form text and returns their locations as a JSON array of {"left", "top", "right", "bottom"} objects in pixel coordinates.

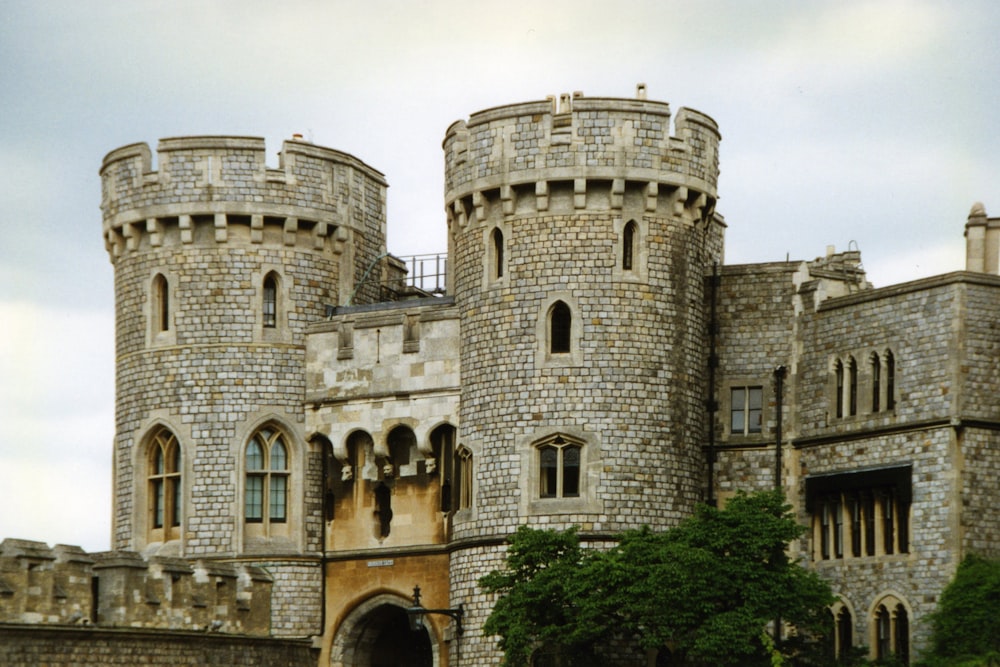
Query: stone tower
[
  {"left": 99, "top": 135, "right": 387, "bottom": 636},
  {"left": 443, "top": 88, "right": 724, "bottom": 659}
]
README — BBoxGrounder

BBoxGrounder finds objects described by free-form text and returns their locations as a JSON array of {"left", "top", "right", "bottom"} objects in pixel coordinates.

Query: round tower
[
  {"left": 444, "top": 88, "right": 723, "bottom": 659},
  {"left": 100, "top": 135, "right": 386, "bottom": 636}
]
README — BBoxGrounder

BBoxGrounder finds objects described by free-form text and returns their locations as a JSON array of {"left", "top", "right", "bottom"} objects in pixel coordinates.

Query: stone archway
[{"left": 331, "top": 593, "right": 438, "bottom": 667}]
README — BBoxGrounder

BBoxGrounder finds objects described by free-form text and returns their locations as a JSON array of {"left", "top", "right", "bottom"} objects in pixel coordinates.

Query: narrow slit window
[
  {"left": 622, "top": 220, "right": 636, "bottom": 271},
  {"left": 263, "top": 273, "right": 277, "bottom": 328},
  {"left": 550, "top": 301, "right": 571, "bottom": 354},
  {"left": 835, "top": 360, "right": 845, "bottom": 418},
  {"left": 153, "top": 274, "right": 169, "bottom": 332},
  {"left": 492, "top": 227, "right": 504, "bottom": 280},
  {"left": 886, "top": 350, "right": 896, "bottom": 410},
  {"left": 871, "top": 353, "right": 881, "bottom": 412}
]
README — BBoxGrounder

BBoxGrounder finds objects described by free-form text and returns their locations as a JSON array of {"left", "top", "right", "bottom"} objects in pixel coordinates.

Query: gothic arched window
[
  {"left": 245, "top": 426, "right": 289, "bottom": 525},
  {"left": 148, "top": 427, "right": 181, "bottom": 540}
]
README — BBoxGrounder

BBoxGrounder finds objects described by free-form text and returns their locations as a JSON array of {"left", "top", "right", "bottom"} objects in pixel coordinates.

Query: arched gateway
[{"left": 330, "top": 593, "right": 438, "bottom": 667}]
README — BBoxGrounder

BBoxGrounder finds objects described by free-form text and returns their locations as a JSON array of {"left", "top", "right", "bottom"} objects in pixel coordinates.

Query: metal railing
[{"left": 395, "top": 253, "right": 447, "bottom": 295}]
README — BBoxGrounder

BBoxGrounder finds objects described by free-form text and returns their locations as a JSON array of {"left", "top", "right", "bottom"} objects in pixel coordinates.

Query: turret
[
  {"left": 100, "top": 135, "right": 387, "bottom": 637},
  {"left": 443, "top": 86, "right": 724, "bottom": 662}
]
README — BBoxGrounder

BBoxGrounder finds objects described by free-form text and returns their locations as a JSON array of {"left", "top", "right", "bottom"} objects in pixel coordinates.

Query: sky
[{"left": 1, "top": 0, "right": 997, "bottom": 552}]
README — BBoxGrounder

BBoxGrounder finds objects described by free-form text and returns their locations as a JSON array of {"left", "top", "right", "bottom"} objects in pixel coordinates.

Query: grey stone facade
[{"left": 4, "top": 88, "right": 995, "bottom": 665}]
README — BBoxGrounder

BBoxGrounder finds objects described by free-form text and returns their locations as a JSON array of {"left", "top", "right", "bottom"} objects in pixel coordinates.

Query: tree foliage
[
  {"left": 919, "top": 554, "right": 1000, "bottom": 667},
  {"left": 480, "top": 490, "right": 835, "bottom": 666}
]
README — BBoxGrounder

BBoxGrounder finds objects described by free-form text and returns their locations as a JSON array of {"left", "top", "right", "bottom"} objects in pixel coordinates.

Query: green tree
[
  {"left": 480, "top": 490, "right": 835, "bottom": 666},
  {"left": 919, "top": 554, "right": 1000, "bottom": 667}
]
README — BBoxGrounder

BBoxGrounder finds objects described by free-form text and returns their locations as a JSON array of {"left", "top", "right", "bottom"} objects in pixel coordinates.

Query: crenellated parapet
[
  {"left": 0, "top": 540, "right": 272, "bottom": 635},
  {"left": 99, "top": 136, "right": 387, "bottom": 263},
  {"left": 443, "top": 85, "right": 720, "bottom": 223}
]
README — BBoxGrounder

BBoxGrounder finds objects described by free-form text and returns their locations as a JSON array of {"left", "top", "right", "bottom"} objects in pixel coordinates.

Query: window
[
  {"left": 491, "top": 227, "right": 504, "bottom": 280},
  {"left": 886, "top": 350, "right": 896, "bottom": 410},
  {"left": 848, "top": 356, "right": 858, "bottom": 416},
  {"left": 835, "top": 360, "right": 845, "bottom": 418},
  {"left": 806, "top": 467, "right": 911, "bottom": 561},
  {"left": 876, "top": 605, "right": 891, "bottom": 661},
  {"left": 245, "top": 427, "right": 289, "bottom": 524},
  {"left": 148, "top": 428, "right": 181, "bottom": 538},
  {"left": 456, "top": 445, "right": 473, "bottom": 510},
  {"left": 873, "top": 600, "right": 909, "bottom": 663},
  {"left": 549, "top": 301, "right": 571, "bottom": 354},
  {"left": 262, "top": 273, "right": 277, "bottom": 328},
  {"left": 730, "top": 386, "right": 763, "bottom": 435},
  {"left": 153, "top": 273, "right": 170, "bottom": 333},
  {"left": 836, "top": 606, "right": 853, "bottom": 662},
  {"left": 537, "top": 435, "right": 581, "bottom": 499},
  {"left": 871, "top": 352, "right": 881, "bottom": 412},
  {"left": 622, "top": 220, "right": 637, "bottom": 271}
]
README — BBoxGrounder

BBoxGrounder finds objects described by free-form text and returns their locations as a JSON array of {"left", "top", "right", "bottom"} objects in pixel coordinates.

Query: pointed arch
[
  {"left": 549, "top": 300, "right": 572, "bottom": 354},
  {"left": 262, "top": 271, "right": 279, "bottom": 328},
  {"left": 146, "top": 426, "right": 182, "bottom": 542},
  {"left": 622, "top": 219, "right": 637, "bottom": 271}
]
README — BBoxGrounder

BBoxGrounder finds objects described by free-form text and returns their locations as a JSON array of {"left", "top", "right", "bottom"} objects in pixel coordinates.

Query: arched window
[
  {"left": 153, "top": 273, "right": 169, "bottom": 333},
  {"left": 871, "top": 352, "right": 881, "bottom": 412},
  {"left": 456, "top": 445, "right": 473, "bottom": 511},
  {"left": 622, "top": 220, "right": 637, "bottom": 271},
  {"left": 537, "top": 435, "right": 581, "bottom": 499},
  {"left": 262, "top": 272, "right": 278, "bottom": 328},
  {"left": 886, "top": 350, "right": 896, "bottom": 410},
  {"left": 245, "top": 426, "right": 289, "bottom": 525},
  {"left": 873, "top": 598, "right": 910, "bottom": 663},
  {"left": 875, "top": 604, "right": 891, "bottom": 661},
  {"left": 549, "top": 301, "right": 571, "bottom": 354},
  {"left": 491, "top": 227, "right": 505, "bottom": 280},
  {"left": 148, "top": 428, "right": 181, "bottom": 538},
  {"left": 848, "top": 356, "right": 858, "bottom": 416},
  {"left": 386, "top": 425, "right": 416, "bottom": 478},
  {"left": 894, "top": 604, "right": 910, "bottom": 663},
  {"left": 836, "top": 606, "right": 853, "bottom": 660},
  {"left": 835, "top": 360, "right": 845, "bottom": 418}
]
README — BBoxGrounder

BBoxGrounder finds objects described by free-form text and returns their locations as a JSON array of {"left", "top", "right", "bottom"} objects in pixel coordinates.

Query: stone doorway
[{"left": 331, "top": 593, "right": 438, "bottom": 667}]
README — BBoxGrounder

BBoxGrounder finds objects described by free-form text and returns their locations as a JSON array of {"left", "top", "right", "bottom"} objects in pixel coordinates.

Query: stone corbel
[
  {"left": 672, "top": 186, "right": 687, "bottom": 216},
  {"left": 500, "top": 185, "right": 513, "bottom": 216},
  {"left": 214, "top": 213, "right": 227, "bottom": 243},
  {"left": 646, "top": 182, "right": 659, "bottom": 212},
  {"left": 574, "top": 179, "right": 587, "bottom": 209},
  {"left": 313, "top": 222, "right": 329, "bottom": 249},
  {"left": 536, "top": 181, "right": 549, "bottom": 211},
  {"left": 332, "top": 225, "right": 349, "bottom": 256},
  {"left": 283, "top": 217, "right": 298, "bottom": 246},
  {"left": 179, "top": 215, "right": 193, "bottom": 244},
  {"left": 250, "top": 215, "right": 264, "bottom": 244},
  {"left": 123, "top": 222, "right": 138, "bottom": 251},
  {"left": 472, "top": 191, "right": 484, "bottom": 224},
  {"left": 146, "top": 218, "right": 163, "bottom": 247},
  {"left": 611, "top": 179, "right": 625, "bottom": 210}
]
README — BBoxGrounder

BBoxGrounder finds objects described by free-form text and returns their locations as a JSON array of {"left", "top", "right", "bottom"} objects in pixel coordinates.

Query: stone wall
[
  {"left": 0, "top": 625, "right": 314, "bottom": 667},
  {"left": 0, "top": 540, "right": 272, "bottom": 636}
]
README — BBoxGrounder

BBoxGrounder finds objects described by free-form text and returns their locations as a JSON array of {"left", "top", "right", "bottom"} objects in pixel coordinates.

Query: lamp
[{"left": 406, "top": 585, "right": 464, "bottom": 635}]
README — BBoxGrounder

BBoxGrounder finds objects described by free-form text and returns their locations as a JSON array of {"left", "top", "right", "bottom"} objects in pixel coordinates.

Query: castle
[{"left": 1, "top": 87, "right": 998, "bottom": 666}]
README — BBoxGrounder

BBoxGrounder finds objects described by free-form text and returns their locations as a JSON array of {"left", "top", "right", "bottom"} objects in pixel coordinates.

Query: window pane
[
  {"left": 263, "top": 275, "right": 277, "bottom": 328},
  {"left": 246, "top": 440, "right": 264, "bottom": 470},
  {"left": 171, "top": 477, "right": 181, "bottom": 527},
  {"left": 152, "top": 479, "right": 164, "bottom": 528},
  {"left": 270, "top": 439, "right": 287, "bottom": 470},
  {"left": 562, "top": 446, "right": 580, "bottom": 497},
  {"left": 731, "top": 388, "right": 745, "bottom": 432},
  {"left": 540, "top": 446, "right": 557, "bottom": 497},
  {"left": 270, "top": 475, "right": 287, "bottom": 522},
  {"left": 154, "top": 447, "right": 165, "bottom": 475},
  {"left": 245, "top": 475, "right": 263, "bottom": 521}
]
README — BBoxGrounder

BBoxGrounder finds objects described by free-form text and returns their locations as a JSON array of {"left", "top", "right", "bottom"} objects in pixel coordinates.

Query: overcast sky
[{"left": 1, "top": 0, "right": 997, "bottom": 552}]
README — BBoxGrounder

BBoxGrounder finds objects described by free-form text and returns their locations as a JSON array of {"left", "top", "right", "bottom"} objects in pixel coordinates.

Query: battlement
[
  {"left": 443, "top": 85, "right": 720, "bottom": 210},
  {"left": 100, "top": 135, "right": 387, "bottom": 262},
  {"left": 0, "top": 539, "right": 272, "bottom": 635}
]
